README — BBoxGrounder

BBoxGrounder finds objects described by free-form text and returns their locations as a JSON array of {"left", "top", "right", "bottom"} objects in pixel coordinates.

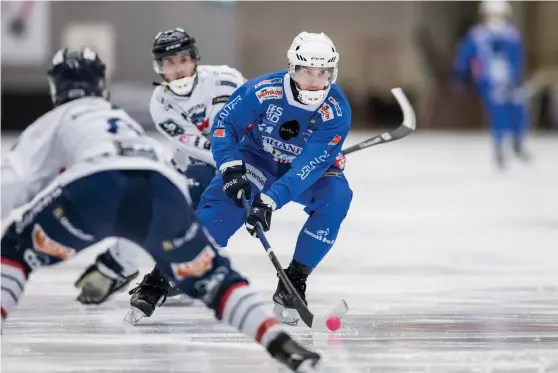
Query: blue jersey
[
  {"left": 211, "top": 70, "right": 351, "bottom": 209},
  {"left": 454, "top": 23, "right": 524, "bottom": 90}
]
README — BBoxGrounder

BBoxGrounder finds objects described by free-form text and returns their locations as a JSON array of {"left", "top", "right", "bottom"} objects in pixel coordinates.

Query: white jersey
[
  {"left": 1, "top": 97, "right": 186, "bottom": 220},
  {"left": 150, "top": 65, "right": 246, "bottom": 170}
]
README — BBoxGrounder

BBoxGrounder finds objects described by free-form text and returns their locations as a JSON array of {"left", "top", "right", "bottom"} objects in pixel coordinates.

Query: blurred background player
[
  {"left": 453, "top": 0, "right": 529, "bottom": 169},
  {"left": 0, "top": 47, "right": 321, "bottom": 373},
  {"left": 196, "top": 31, "right": 353, "bottom": 324},
  {"left": 120, "top": 27, "right": 246, "bottom": 321}
]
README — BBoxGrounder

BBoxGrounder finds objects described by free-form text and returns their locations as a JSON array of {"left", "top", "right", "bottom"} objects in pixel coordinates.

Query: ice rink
[{"left": 2, "top": 132, "right": 558, "bottom": 373}]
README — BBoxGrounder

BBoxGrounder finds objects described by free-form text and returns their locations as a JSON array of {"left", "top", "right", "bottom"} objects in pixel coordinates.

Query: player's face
[
  {"left": 293, "top": 66, "right": 334, "bottom": 91},
  {"left": 160, "top": 51, "right": 196, "bottom": 80}
]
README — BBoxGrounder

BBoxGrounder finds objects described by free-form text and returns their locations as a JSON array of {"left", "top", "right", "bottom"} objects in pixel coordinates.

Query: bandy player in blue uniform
[
  {"left": 197, "top": 32, "right": 353, "bottom": 324},
  {"left": 454, "top": 0, "right": 529, "bottom": 169}
]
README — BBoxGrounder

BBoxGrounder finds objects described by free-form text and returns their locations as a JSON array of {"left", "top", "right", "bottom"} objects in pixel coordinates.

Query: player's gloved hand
[
  {"left": 246, "top": 193, "right": 277, "bottom": 237},
  {"left": 74, "top": 251, "right": 139, "bottom": 305},
  {"left": 220, "top": 160, "right": 251, "bottom": 207}
]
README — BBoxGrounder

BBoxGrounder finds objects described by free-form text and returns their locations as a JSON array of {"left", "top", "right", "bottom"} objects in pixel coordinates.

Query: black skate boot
[
  {"left": 267, "top": 332, "right": 321, "bottom": 372},
  {"left": 124, "top": 267, "right": 171, "bottom": 324},
  {"left": 272, "top": 260, "right": 312, "bottom": 325}
]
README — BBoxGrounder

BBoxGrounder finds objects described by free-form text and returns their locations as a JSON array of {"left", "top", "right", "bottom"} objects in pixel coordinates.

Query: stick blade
[
  {"left": 391, "top": 87, "right": 417, "bottom": 131},
  {"left": 309, "top": 299, "right": 349, "bottom": 329}
]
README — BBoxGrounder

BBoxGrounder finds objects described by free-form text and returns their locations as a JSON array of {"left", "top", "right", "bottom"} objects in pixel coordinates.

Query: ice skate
[
  {"left": 267, "top": 332, "right": 321, "bottom": 372},
  {"left": 272, "top": 261, "right": 311, "bottom": 326},
  {"left": 513, "top": 141, "right": 531, "bottom": 163},
  {"left": 494, "top": 148, "right": 506, "bottom": 170},
  {"left": 124, "top": 269, "right": 171, "bottom": 325}
]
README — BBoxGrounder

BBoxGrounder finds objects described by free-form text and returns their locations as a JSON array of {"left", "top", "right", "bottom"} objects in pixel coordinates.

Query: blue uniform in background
[
  {"left": 197, "top": 71, "right": 353, "bottom": 269},
  {"left": 454, "top": 23, "right": 528, "bottom": 161}
]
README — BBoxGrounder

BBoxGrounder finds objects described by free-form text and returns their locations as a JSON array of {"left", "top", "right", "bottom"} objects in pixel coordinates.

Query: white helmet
[
  {"left": 479, "top": 0, "right": 512, "bottom": 17},
  {"left": 287, "top": 32, "right": 339, "bottom": 105}
]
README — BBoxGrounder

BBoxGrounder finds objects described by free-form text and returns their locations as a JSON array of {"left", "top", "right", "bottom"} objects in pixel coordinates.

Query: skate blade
[
  {"left": 124, "top": 306, "right": 147, "bottom": 325},
  {"left": 161, "top": 294, "right": 195, "bottom": 307},
  {"left": 273, "top": 304, "right": 300, "bottom": 326},
  {"left": 296, "top": 359, "right": 321, "bottom": 373}
]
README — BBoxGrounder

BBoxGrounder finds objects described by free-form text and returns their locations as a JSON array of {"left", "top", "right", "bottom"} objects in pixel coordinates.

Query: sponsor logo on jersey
[
  {"left": 254, "top": 78, "right": 283, "bottom": 89},
  {"left": 279, "top": 120, "right": 300, "bottom": 140},
  {"left": 261, "top": 136, "right": 302, "bottom": 164},
  {"left": 245, "top": 163, "right": 267, "bottom": 190},
  {"left": 168, "top": 222, "right": 200, "bottom": 249},
  {"left": 219, "top": 80, "right": 238, "bottom": 88},
  {"left": 214, "top": 128, "right": 225, "bottom": 138},
  {"left": 16, "top": 187, "right": 62, "bottom": 233},
  {"left": 158, "top": 119, "right": 185, "bottom": 137},
  {"left": 329, "top": 134, "right": 342, "bottom": 147},
  {"left": 296, "top": 150, "right": 329, "bottom": 180},
  {"left": 171, "top": 246, "right": 216, "bottom": 279},
  {"left": 256, "top": 86, "right": 283, "bottom": 103},
  {"left": 328, "top": 96, "right": 342, "bottom": 116},
  {"left": 32, "top": 224, "right": 76, "bottom": 261},
  {"left": 334, "top": 152, "right": 346, "bottom": 169},
  {"left": 302, "top": 129, "right": 314, "bottom": 143},
  {"left": 319, "top": 102, "right": 334, "bottom": 122},
  {"left": 265, "top": 104, "right": 284, "bottom": 124},
  {"left": 212, "top": 95, "right": 230, "bottom": 105},
  {"left": 262, "top": 136, "right": 303, "bottom": 155},
  {"left": 53, "top": 207, "right": 94, "bottom": 241},
  {"left": 219, "top": 96, "right": 242, "bottom": 120}
]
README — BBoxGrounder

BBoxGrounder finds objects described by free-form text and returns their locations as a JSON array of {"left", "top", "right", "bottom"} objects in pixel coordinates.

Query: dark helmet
[
  {"left": 47, "top": 47, "right": 108, "bottom": 106},
  {"left": 152, "top": 28, "right": 200, "bottom": 96}
]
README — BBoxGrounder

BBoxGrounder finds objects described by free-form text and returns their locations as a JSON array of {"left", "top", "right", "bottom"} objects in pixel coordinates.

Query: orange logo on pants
[
  {"left": 32, "top": 224, "right": 76, "bottom": 260},
  {"left": 171, "top": 246, "right": 216, "bottom": 280}
]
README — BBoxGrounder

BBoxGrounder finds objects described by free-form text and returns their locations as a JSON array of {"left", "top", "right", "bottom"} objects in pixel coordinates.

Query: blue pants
[
  {"left": 1, "top": 170, "right": 245, "bottom": 314},
  {"left": 479, "top": 87, "right": 528, "bottom": 151},
  {"left": 182, "top": 161, "right": 216, "bottom": 209},
  {"left": 197, "top": 150, "right": 353, "bottom": 269}
]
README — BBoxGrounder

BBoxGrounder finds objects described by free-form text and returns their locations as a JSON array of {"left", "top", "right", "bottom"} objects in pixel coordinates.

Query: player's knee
[{"left": 321, "top": 181, "right": 353, "bottom": 217}]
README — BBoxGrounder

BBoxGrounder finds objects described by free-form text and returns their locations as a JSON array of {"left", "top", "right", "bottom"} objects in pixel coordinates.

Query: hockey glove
[
  {"left": 220, "top": 160, "right": 251, "bottom": 207},
  {"left": 246, "top": 193, "right": 277, "bottom": 237},
  {"left": 75, "top": 250, "right": 139, "bottom": 305}
]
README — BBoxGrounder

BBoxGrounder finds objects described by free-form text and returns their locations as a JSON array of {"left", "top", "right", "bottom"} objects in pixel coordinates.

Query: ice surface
[{"left": 2, "top": 132, "right": 558, "bottom": 373}]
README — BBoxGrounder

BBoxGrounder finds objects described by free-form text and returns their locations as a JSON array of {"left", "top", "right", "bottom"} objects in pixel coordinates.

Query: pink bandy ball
[{"left": 326, "top": 316, "right": 341, "bottom": 331}]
